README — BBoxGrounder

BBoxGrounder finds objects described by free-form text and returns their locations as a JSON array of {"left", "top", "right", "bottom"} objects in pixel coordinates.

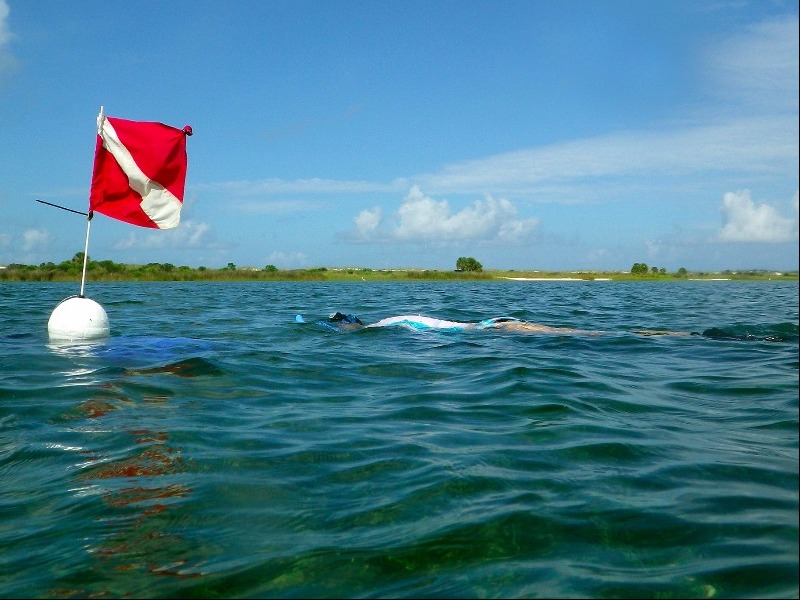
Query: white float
[
  {"left": 44, "top": 206, "right": 111, "bottom": 341},
  {"left": 48, "top": 295, "right": 110, "bottom": 341}
]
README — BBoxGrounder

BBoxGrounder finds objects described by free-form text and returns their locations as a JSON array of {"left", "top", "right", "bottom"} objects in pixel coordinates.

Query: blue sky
[{"left": 1, "top": 0, "right": 797, "bottom": 272}]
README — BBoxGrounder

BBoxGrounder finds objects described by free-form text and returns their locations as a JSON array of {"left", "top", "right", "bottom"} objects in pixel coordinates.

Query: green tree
[
  {"left": 630, "top": 262, "right": 649, "bottom": 275},
  {"left": 456, "top": 257, "right": 483, "bottom": 272},
  {"left": 676, "top": 267, "right": 688, "bottom": 278}
]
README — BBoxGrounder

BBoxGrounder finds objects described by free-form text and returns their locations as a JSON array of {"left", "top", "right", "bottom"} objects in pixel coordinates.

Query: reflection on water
[
  {"left": 48, "top": 371, "right": 210, "bottom": 598},
  {"left": 48, "top": 336, "right": 213, "bottom": 363},
  {"left": 125, "top": 357, "right": 225, "bottom": 378}
]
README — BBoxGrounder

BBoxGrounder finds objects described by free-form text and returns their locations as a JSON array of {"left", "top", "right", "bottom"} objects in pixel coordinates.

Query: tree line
[
  {"left": 0, "top": 253, "right": 794, "bottom": 282},
  {"left": 0, "top": 253, "right": 496, "bottom": 282},
  {"left": 630, "top": 262, "right": 689, "bottom": 277}
]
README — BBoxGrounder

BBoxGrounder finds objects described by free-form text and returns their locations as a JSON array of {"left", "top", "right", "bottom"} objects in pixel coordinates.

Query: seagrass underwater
[{"left": 1, "top": 280, "right": 797, "bottom": 598}]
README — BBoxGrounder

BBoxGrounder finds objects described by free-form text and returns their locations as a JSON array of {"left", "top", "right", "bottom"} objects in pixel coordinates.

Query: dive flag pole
[
  {"left": 36, "top": 199, "right": 109, "bottom": 342},
  {"left": 46, "top": 106, "right": 110, "bottom": 342},
  {"left": 47, "top": 204, "right": 109, "bottom": 342},
  {"left": 78, "top": 211, "right": 93, "bottom": 298}
]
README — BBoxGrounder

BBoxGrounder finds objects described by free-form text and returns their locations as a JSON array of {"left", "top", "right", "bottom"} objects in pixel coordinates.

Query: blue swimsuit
[
  {"left": 366, "top": 315, "right": 523, "bottom": 332},
  {"left": 303, "top": 313, "right": 524, "bottom": 332}
]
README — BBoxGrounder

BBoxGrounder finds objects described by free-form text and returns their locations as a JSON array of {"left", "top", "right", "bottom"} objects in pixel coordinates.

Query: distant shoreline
[{"left": 1, "top": 264, "right": 797, "bottom": 283}]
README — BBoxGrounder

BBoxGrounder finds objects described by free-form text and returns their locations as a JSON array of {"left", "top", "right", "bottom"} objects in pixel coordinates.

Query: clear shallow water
[{"left": 1, "top": 280, "right": 797, "bottom": 599}]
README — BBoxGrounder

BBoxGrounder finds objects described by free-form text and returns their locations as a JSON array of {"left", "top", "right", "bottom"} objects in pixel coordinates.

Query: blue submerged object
[
  {"left": 294, "top": 312, "right": 363, "bottom": 332},
  {"left": 48, "top": 335, "right": 213, "bottom": 364},
  {"left": 317, "top": 312, "right": 363, "bottom": 331},
  {"left": 327, "top": 312, "right": 363, "bottom": 325}
]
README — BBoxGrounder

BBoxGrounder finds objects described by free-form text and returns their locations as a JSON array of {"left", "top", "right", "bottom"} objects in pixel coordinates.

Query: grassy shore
[{"left": 1, "top": 262, "right": 797, "bottom": 283}]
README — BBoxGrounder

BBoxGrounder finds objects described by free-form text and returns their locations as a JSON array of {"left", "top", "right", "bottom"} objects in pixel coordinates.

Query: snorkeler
[
  {"left": 300, "top": 312, "right": 693, "bottom": 337},
  {"left": 364, "top": 314, "right": 593, "bottom": 334},
  {"left": 297, "top": 313, "right": 797, "bottom": 342}
]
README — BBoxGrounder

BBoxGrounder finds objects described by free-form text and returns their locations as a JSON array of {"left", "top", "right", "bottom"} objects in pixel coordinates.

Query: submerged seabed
[{"left": 1, "top": 281, "right": 797, "bottom": 599}]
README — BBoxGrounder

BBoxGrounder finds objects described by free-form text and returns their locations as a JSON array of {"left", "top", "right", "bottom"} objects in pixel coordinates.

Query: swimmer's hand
[{"left": 633, "top": 329, "right": 694, "bottom": 336}]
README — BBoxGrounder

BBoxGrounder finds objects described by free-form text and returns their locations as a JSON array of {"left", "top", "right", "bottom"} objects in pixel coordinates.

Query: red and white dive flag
[{"left": 89, "top": 109, "right": 192, "bottom": 229}]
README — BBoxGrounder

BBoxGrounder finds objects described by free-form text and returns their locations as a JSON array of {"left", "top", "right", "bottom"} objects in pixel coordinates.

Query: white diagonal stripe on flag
[{"left": 98, "top": 115, "right": 182, "bottom": 229}]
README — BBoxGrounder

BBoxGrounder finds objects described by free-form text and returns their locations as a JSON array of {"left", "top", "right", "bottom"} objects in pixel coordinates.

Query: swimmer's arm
[
  {"left": 497, "top": 322, "right": 696, "bottom": 337},
  {"left": 492, "top": 321, "right": 599, "bottom": 335},
  {"left": 632, "top": 329, "right": 695, "bottom": 337}
]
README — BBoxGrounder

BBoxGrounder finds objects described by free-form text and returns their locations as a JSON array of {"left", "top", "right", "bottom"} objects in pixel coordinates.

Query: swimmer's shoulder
[{"left": 475, "top": 316, "right": 523, "bottom": 329}]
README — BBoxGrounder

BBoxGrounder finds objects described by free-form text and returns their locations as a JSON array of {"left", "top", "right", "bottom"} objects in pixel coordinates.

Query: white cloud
[
  {"left": 265, "top": 250, "right": 307, "bottom": 268},
  {"left": 416, "top": 115, "right": 796, "bottom": 198},
  {"left": 180, "top": 221, "right": 212, "bottom": 246},
  {"left": 717, "top": 190, "right": 798, "bottom": 243},
  {"left": 586, "top": 248, "right": 609, "bottom": 263},
  {"left": 0, "top": 0, "right": 16, "bottom": 74},
  {"left": 645, "top": 239, "right": 665, "bottom": 259},
  {"left": 410, "top": 17, "right": 799, "bottom": 200},
  {"left": 354, "top": 207, "right": 382, "bottom": 237},
  {"left": 22, "top": 229, "right": 50, "bottom": 252},
  {"left": 0, "top": 1, "right": 9, "bottom": 44},
  {"left": 704, "top": 16, "right": 799, "bottom": 111},
  {"left": 379, "top": 186, "right": 538, "bottom": 244},
  {"left": 113, "top": 220, "right": 213, "bottom": 250}
]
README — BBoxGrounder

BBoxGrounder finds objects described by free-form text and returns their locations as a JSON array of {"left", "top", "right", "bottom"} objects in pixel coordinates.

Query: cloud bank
[
  {"left": 113, "top": 220, "right": 213, "bottom": 251},
  {"left": 717, "top": 190, "right": 799, "bottom": 243},
  {"left": 353, "top": 186, "right": 538, "bottom": 244}
]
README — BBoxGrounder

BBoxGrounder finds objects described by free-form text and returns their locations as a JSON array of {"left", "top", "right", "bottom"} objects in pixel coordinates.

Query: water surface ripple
[{"left": 1, "top": 281, "right": 797, "bottom": 598}]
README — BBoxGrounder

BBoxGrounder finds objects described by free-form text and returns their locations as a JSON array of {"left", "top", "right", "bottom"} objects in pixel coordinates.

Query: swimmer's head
[{"left": 328, "top": 312, "right": 363, "bottom": 325}]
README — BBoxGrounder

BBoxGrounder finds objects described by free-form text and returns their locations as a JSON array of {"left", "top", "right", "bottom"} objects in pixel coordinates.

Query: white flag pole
[
  {"left": 45, "top": 106, "right": 111, "bottom": 341},
  {"left": 78, "top": 212, "right": 93, "bottom": 298},
  {"left": 78, "top": 106, "right": 104, "bottom": 299}
]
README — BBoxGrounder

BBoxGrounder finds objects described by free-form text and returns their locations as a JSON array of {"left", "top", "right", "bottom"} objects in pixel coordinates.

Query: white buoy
[{"left": 48, "top": 296, "right": 110, "bottom": 341}]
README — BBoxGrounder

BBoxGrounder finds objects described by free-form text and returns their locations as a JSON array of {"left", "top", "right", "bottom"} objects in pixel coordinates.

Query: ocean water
[{"left": 1, "top": 280, "right": 797, "bottom": 599}]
